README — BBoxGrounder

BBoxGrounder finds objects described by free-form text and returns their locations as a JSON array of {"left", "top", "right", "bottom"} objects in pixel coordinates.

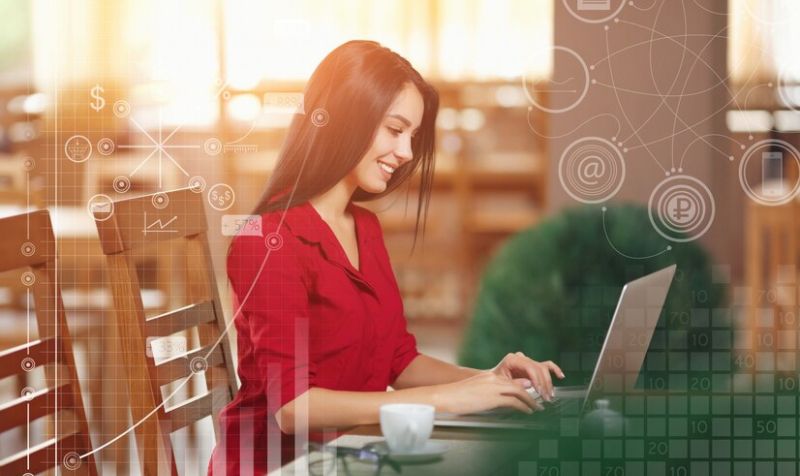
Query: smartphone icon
[{"left": 762, "top": 151, "right": 783, "bottom": 197}]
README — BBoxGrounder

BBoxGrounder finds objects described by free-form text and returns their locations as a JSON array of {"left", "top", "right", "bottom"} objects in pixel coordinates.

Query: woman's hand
[
  {"left": 432, "top": 371, "right": 542, "bottom": 415},
  {"left": 491, "top": 352, "right": 565, "bottom": 402}
]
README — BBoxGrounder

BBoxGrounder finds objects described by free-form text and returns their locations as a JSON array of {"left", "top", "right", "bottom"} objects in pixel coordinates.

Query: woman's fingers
[
  {"left": 535, "top": 363, "right": 554, "bottom": 400},
  {"left": 543, "top": 360, "right": 566, "bottom": 379},
  {"left": 498, "top": 396, "right": 534, "bottom": 414},
  {"left": 512, "top": 378, "right": 532, "bottom": 389},
  {"left": 509, "top": 354, "right": 546, "bottom": 399},
  {"left": 500, "top": 380, "right": 542, "bottom": 411}
]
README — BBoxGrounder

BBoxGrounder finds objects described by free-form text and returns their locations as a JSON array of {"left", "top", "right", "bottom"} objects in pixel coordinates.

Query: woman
[{"left": 209, "top": 40, "right": 563, "bottom": 475}]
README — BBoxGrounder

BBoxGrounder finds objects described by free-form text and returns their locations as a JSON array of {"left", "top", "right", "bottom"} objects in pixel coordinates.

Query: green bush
[{"left": 458, "top": 204, "right": 728, "bottom": 387}]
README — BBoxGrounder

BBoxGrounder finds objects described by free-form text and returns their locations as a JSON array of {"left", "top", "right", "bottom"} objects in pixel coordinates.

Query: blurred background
[{"left": 2, "top": 0, "right": 800, "bottom": 473}]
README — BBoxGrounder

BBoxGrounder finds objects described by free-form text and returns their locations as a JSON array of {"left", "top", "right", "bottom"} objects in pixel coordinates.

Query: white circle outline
[
  {"left": 152, "top": 193, "right": 169, "bottom": 210},
  {"left": 558, "top": 136, "right": 625, "bottom": 203},
  {"left": 523, "top": 46, "right": 590, "bottom": 114},
  {"left": 88, "top": 194, "right": 115, "bottom": 221},
  {"left": 311, "top": 108, "right": 330, "bottom": 127},
  {"left": 204, "top": 138, "right": 223, "bottom": 156},
  {"left": 98, "top": 137, "right": 115, "bottom": 155},
  {"left": 20, "top": 242, "right": 36, "bottom": 257},
  {"left": 561, "top": 0, "right": 627, "bottom": 24},
  {"left": 648, "top": 175, "right": 715, "bottom": 243},
  {"left": 112, "top": 175, "right": 131, "bottom": 194},
  {"left": 265, "top": 232, "right": 284, "bottom": 251},
  {"left": 189, "top": 175, "right": 207, "bottom": 193},
  {"left": 21, "top": 271, "right": 35, "bottom": 286},
  {"left": 64, "top": 135, "right": 92, "bottom": 163},
  {"left": 656, "top": 185, "right": 706, "bottom": 234},
  {"left": 738, "top": 139, "right": 800, "bottom": 206},
  {"left": 63, "top": 451, "right": 82, "bottom": 470},
  {"left": 113, "top": 100, "right": 130, "bottom": 118},
  {"left": 207, "top": 183, "right": 236, "bottom": 211}
]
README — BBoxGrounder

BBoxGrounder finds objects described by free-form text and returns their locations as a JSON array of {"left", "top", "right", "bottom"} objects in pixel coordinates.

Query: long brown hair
[{"left": 252, "top": 40, "right": 439, "bottom": 241}]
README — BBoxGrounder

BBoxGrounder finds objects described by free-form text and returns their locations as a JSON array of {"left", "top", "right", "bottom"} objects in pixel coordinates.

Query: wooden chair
[
  {"left": 0, "top": 210, "right": 98, "bottom": 475},
  {"left": 94, "top": 187, "right": 238, "bottom": 475}
]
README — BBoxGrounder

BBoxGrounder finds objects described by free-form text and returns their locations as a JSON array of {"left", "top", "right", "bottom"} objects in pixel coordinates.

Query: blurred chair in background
[
  {"left": 459, "top": 204, "right": 728, "bottom": 388},
  {"left": 0, "top": 210, "right": 97, "bottom": 475}
]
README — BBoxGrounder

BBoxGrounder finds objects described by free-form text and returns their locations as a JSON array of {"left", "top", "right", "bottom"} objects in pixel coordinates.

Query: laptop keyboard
[{"left": 494, "top": 395, "right": 577, "bottom": 420}]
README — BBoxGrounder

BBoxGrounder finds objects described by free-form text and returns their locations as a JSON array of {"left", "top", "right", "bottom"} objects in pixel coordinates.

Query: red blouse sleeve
[
  {"left": 363, "top": 211, "right": 421, "bottom": 384},
  {"left": 227, "top": 230, "right": 316, "bottom": 414},
  {"left": 389, "top": 319, "right": 420, "bottom": 385}
]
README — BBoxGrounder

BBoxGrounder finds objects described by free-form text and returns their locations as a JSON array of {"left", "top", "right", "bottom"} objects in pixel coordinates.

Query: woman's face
[{"left": 347, "top": 82, "right": 425, "bottom": 194}]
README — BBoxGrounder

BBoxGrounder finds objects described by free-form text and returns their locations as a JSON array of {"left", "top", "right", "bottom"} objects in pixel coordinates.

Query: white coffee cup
[{"left": 379, "top": 403, "right": 434, "bottom": 453}]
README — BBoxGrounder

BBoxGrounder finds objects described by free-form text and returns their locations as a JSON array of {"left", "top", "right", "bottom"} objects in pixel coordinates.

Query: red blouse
[{"left": 208, "top": 201, "right": 420, "bottom": 475}]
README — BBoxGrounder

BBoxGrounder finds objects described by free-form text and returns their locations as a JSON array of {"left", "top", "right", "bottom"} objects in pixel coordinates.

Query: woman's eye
[{"left": 387, "top": 127, "right": 402, "bottom": 136}]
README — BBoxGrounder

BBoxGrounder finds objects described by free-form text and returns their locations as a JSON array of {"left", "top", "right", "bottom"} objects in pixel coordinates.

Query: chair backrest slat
[
  {"left": 0, "top": 383, "right": 71, "bottom": 430},
  {"left": 155, "top": 343, "right": 225, "bottom": 385},
  {"left": 164, "top": 384, "right": 230, "bottom": 433},
  {"left": 0, "top": 337, "right": 58, "bottom": 380},
  {"left": 144, "top": 300, "right": 217, "bottom": 338},
  {"left": 0, "top": 432, "right": 91, "bottom": 476}
]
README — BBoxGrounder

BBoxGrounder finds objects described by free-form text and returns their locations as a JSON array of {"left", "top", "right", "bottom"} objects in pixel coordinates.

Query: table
[{"left": 269, "top": 424, "right": 537, "bottom": 476}]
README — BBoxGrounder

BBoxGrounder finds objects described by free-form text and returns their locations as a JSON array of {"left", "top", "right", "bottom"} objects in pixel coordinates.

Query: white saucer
[{"left": 370, "top": 440, "right": 448, "bottom": 463}]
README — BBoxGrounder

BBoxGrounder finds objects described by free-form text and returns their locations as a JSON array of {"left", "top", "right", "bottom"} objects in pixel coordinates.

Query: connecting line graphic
[
  {"left": 601, "top": 206, "right": 671, "bottom": 260},
  {"left": 601, "top": 18, "right": 764, "bottom": 163},
  {"left": 602, "top": 26, "right": 668, "bottom": 175},
  {"left": 590, "top": 3, "right": 768, "bottom": 175},
  {"left": 116, "top": 80, "right": 231, "bottom": 189},
  {"left": 525, "top": 109, "right": 621, "bottom": 140},
  {"left": 118, "top": 113, "right": 196, "bottom": 188}
]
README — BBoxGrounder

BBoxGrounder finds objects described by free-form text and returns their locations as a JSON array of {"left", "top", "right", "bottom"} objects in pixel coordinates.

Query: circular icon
[
  {"left": 190, "top": 356, "right": 208, "bottom": 374},
  {"left": 558, "top": 137, "right": 625, "bottom": 203},
  {"left": 189, "top": 175, "right": 207, "bottom": 193},
  {"left": 208, "top": 183, "right": 235, "bottom": 211},
  {"left": 87, "top": 194, "right": 115, "bottom": 221},
  {"left": 523, "top": 46, "right": 590, "bottom": 114},
  {"left": 738, "top": 139, "right": 800, "bottom": 206},
  {"left": 311, "top": 108, "right": 330, "bottom": 127},
  {"left": 20, "top": 241, "right": 36, "bottom": 257},
  {"left": 112, "top": 175, "right": 131, "bottom": 194},
  {"left": 63, "top": 451, "right": 82, "bottom": 470},
  {"left": 562, "top": 0, "right": 627, "bottom": 24},
  {"left": 204, "top": 138, "right": 223, "bottom": 156},
  {"left": 152, "top": 192, "right": 169, "bottom": 209},
  {"left": 98, "top": 137, "right": 115, "bottom": 155},
  {"left": 265, "top": 232, "right": 283, "bottom": 251},
  {"left": 21, "top": 386, "right": 35, "bottom": 401},
  {"left": 649, "top": 175, "right": 715, "bottom": 243},
  {"left": 113, "top": 100, "right": 130, "bottom": 118},
  {"left": 21, "top": 357, "right": 35, "bottom": 372},
  {"left": 21, "top": 271, "right": 35, "bottom": 286},
  {"left": 23, "top": 157, "right": 35, "bottom": 171},
  {"left": 64, "top": 135, "right": 92, "bottom": 163}
]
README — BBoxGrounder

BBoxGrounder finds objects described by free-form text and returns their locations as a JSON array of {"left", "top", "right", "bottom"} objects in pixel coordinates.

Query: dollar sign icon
[
  {"left": 90, "top": 84, "right": 105, "bottom": 112},
  {"left": 207, "top": 184, "right": 235, "bottom": 211}
]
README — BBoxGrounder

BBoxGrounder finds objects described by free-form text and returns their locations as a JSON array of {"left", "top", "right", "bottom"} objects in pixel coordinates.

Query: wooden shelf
[{"left": 466, "top": 209, "right": 540, "bottom": 234}]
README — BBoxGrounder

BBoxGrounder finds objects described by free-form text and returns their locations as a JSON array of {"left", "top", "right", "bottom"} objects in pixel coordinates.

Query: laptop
[{"left": 434, "top": 265, "right": 677, "bottom": 430}]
